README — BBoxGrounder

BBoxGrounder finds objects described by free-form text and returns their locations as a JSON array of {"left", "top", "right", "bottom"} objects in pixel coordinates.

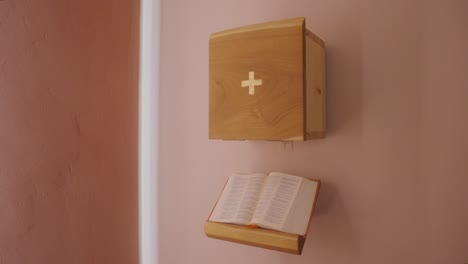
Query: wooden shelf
[{"left": 204, "top": 221, "right": 305, "bottom": 255}]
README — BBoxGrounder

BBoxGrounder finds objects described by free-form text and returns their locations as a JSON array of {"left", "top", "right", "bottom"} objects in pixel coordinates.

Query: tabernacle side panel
[{"left": 305, "top": 30, "right": 326, "bottom": 139}]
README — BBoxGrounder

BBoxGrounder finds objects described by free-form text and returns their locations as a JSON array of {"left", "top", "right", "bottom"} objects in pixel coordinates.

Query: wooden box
[{"left": 209, "top": 17, "right": 326, "bottom": 141}]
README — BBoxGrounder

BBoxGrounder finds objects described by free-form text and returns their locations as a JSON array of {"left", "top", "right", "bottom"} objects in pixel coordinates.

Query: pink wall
[
  {"left": 0, "top": 1, "right": 139, "bottom": 263},
  {"left": 160, "top": 0, "right": 468, "bottom": 263}
]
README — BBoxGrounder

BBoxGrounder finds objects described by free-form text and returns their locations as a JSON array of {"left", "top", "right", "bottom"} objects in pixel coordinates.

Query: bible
[{"left": 207, "top": 172, "right": 320, "bottom": 236}]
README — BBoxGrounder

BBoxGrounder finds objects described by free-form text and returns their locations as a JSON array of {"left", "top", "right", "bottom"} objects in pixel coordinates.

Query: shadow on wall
[
  {"left": 326, "top": 18, "right": 363, "bottom": 138},
  {"left": 301, "top": 14, "right": 363, "bottom": 259},
  {"left": 304, "top": 181, "right": 359, "bottom": 259}
]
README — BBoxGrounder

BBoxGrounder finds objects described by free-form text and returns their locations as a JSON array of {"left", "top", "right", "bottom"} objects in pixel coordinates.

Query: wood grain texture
[
  {"left": 305, "top": 31, "right": 326, "bottom": 139},
  {"left": 209, "top": 18, "right": 326, "bottom": 141},
  {"left": 204, "top": 221, "right": 305, "bottom": 255},
  {"left": 210, "top": 17, "right": 306, "bottom": 39},
  {"left": 209, "top": 18, "right": 305, "bottom": 141}
]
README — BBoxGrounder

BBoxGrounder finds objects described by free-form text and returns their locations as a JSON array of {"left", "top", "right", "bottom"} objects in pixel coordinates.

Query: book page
[
  {"left": 251, "top": 172, "right": 303, "bottom": 231},
  {"left": 209, "top": 173, "right": 266, "bottom": 225},
  {"left": 280, "top": 179, "right": 319, "bottom": 235}
]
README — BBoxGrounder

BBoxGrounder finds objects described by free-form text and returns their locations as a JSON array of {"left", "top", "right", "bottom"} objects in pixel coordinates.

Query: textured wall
[
  {"left": 0, "top": 1, "right": 139, "bottom": 263},
  {"left": 159, "top": 0, "right": 468, "bottom": 263}
]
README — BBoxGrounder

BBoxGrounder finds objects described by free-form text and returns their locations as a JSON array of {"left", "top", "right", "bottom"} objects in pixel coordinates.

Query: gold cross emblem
[{"left": 241, "top": 71, "right": 263, "bottom": 95}]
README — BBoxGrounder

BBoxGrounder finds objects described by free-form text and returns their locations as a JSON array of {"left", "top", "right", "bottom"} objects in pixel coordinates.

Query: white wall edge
[{"left": 139, "top": 0, "right": 160, "bottom": 263}]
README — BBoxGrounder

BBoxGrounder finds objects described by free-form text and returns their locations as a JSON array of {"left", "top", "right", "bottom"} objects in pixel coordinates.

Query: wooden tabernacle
[{"left": 209, "top": 17, "right": 326, "bottom": 141}]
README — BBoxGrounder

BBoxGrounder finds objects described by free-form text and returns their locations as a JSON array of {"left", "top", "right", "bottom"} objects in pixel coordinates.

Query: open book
[{"left": 209, "top": 172, "right": 320, "bottom": 236}]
